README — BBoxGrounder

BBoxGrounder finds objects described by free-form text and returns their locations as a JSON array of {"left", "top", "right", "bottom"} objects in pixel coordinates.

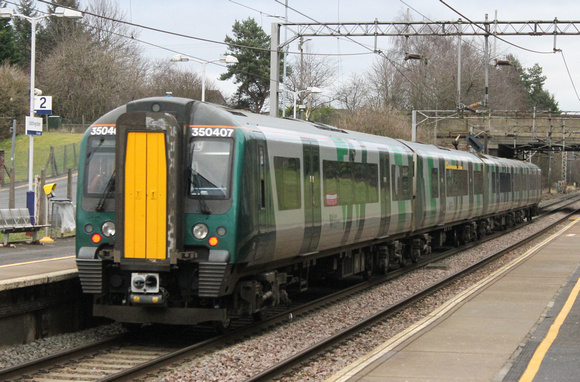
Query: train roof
[{"left": 86, "top": 97, "right": 539, "bottom": 170}]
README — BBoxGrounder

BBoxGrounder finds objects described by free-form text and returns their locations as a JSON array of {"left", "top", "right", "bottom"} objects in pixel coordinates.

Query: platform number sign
[{"left": 34, "top": 96, "right": 52, "bottom": 115}]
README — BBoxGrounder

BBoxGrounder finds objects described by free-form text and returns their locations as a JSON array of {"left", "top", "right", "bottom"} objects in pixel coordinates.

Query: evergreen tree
[
  {"left": 37, "top": 0, "right": 84, "bottom": 59},
  {"left": 521, "top": 63, "right": 559, "bottom": 112},
  {"left": 220, "top": 18, "right": 270, "bottom": 113},
  {"left": 12, "top": 0, "right": 38, "bottom": 68},
  {"left": 0, "top": 1, "right": 22, "bottom": 64},
  {"left": 509, "top": 55, "right": 559, "bottom": 112}
]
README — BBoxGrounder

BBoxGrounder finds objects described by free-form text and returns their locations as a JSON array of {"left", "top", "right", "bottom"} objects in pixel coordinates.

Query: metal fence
[{"left": 43, "top": 142, "right": 80, "bottom": 178}]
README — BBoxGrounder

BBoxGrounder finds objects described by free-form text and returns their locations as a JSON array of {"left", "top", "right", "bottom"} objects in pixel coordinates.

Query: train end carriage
[{"left": 479, "top": 154, "right": 541, "bottom": 228}]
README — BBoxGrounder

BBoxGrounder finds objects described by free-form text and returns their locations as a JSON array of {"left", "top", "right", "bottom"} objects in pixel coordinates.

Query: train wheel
[
  {"left": 452, "top": 230, "right": 460, "bottom": 247},
  {"left": 213, "top": 318, "right": 232, "bottom": 334},
  {"left": 252, "top": 309, "right": 266, "bottom": 322}
]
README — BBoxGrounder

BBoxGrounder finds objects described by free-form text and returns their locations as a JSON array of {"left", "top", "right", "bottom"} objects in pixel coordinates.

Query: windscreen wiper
[
  {"left": 187, "top": 166, "right": 212, "bottom": 215},
  {"left": 96, "top": 171, "right": 115, "bottom": 212}
]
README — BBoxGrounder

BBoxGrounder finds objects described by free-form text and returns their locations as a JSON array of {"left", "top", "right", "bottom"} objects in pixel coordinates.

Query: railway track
[{"left": 1, "top": 195, "right": 579, "bottom": 381}]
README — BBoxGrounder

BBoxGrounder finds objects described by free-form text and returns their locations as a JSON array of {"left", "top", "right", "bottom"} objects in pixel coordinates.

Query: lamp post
[
  {"left": 170, "top": 54, "right": 238, "bottom": 102},
  {"left": 280, "top": 86, "right": 322, "bottom": 119},
  {"left": 0, "top": 6, "right": 83, "bottom": 217}
]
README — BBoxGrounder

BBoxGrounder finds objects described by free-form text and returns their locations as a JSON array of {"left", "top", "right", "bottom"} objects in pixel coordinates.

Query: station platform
[
  {"left": 329, "top": 217, "right": 580, "bottom": 382},
  {"left": 0, "top": 237, "right": 77, "bottom": 289}
]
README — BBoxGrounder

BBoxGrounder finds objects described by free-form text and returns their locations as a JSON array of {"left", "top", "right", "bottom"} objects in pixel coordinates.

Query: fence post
[
  {"left": 73, "top": 143, "right": 77, "bottom": 169},
  {"left": 67, "top": 168, "right": 72, "bottom": 200},
  {"left": 0, "top": 150, "right": 4, "bottom": 186},
  {"left": 9, "top": 168, "right": 15, "bottom": 208},
  {"left": 63, "top": 144, "right": 67, "bottom": 176}
]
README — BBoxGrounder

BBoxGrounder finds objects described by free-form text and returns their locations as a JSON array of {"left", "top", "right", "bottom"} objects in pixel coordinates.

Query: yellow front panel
[
  {"left": 124, "top": 132, "right": 167, "bottom": 259},
  {"left": 145, "top": 133, "right": 167, "bottom": 259}
]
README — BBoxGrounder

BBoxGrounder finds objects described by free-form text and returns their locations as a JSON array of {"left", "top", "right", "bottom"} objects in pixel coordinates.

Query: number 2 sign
[{"left": 34, "top": 96, "right": 52, "bottom": 115}]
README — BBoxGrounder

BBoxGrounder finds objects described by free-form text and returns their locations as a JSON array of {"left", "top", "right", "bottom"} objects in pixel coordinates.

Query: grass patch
[{"left": 0, "top": 132, "right": 84, "bottom": 183}]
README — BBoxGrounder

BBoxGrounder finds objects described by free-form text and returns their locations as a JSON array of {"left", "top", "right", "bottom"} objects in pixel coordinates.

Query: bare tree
[
  {"left": 37, "top": 0, "right": 148, "bottom": 122},
  {"left": 84, "top": 0, "right": 140, "bottom": 53},
  {"left": 285, "top": 43, "right": 336, "bottom": 119},
  {"left": 38, "top": 30, "right": 147, "bottom": 122},
  {"left": 334, "top": 73, "right": 369, "bottom": 115},
  {"left": 370, "top": 25, "right": 529, "bottom": 112},
  {"left": 0, "top": 63, "right": 28, "bottom": 139}
]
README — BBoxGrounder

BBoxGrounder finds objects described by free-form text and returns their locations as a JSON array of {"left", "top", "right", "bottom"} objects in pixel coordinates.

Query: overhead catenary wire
[
  {"left": 31, "top": 0, "right": 373, "bottom": 58},
  {"left": 439, "top": 0, "right": 554, "bottom": 55},
  {"left": 273, "top": 0, "right": 427, "bottom": 94},
  {"left": 15, "top": 0, "right": 580, "bottom": 107},
  {"left": 558, "top": 50, "right": 580, "bottom": 101},
  {"left": 439, "top": 0, "right": 580, "bottom": 105}
]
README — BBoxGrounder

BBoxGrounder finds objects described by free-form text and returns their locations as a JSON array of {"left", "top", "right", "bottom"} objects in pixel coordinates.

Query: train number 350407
[{"left": 191, "top": 127, "right": 234, "bottom": 137}]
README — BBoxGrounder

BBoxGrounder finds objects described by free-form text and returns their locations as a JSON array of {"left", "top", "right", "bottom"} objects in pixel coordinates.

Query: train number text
[
  {"left": 90, "top": 126, "right": 117, "bottom": 135},
  {"left": 191, "top": 127, "right": 234, "bottom": 138}
]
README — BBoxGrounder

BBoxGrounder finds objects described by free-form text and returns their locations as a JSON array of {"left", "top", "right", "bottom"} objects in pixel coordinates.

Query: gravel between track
[{"left": 0, "top": 196, "right": 577, "bottom": 381}]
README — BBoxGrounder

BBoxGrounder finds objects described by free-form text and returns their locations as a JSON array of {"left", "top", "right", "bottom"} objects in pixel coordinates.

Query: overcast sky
[{"left": 78, "top": 0, "right": 580, "bottom": 111}]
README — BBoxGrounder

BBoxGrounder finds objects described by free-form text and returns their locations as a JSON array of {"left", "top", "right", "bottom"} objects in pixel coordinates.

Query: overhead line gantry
[{"left": 269, "top": 18, "right": 580, "bottom": 115}]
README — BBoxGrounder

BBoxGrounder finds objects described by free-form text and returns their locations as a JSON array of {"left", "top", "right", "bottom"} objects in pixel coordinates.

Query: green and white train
[{"left": 76, "top": 97, "right": 542, "bottom": 327}]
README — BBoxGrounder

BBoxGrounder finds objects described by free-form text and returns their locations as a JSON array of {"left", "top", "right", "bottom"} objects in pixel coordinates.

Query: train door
[
  {"left": 299, "top": 138, "right": 321, "bottom": 254},
  {"left": 378, "top": 150, "right": 391, "bottom": 236},
  {"left": 411, "top": 153, "right": 420, "bottom": 231},
  {"left": 467, "top": 161, "right": 474, "bottom": 219},
  {"left": 482, "top": 163, "right": 489, "bottom": 216},
  {"left": 437, "top": 157, "right": 446, "bottom": 225},
  {"left": 253, "top": 132, "right": 269, "bottom": 261},
  {"left": 124, "top": 131, "right": 167, "bottom": 259}
]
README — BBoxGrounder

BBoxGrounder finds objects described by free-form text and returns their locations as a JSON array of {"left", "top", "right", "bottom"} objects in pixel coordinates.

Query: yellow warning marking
[
  {"left": 519, "top": 273, "right": 580, "bottom": 381},
  {"left": 0, "top": 256, "right": 74, "bottom": 269},
  {"left": 445, "top": 161, "right": 463, "bottom": 170}
]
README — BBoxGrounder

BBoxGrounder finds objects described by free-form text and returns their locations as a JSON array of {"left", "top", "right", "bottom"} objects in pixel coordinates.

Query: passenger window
[
  {"left": 274, "top": 156, "right": 301, "bottom": 210},
  {"left": 474, "top": 170, "right": 483, "bottom": 195},
  {"left": 392, "top": 165, "right": 413, "bottom": 201},
  {"left": 431, "top": 168, "right": 439, "bottom": 198},
  {"left": 323, "top": 160, "right": 379, "bottom": 206}
]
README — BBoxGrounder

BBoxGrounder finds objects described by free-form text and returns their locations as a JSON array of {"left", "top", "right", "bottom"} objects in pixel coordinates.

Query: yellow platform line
[
  {"left": 0, "top": 255, "right": 74, "bottom": 269},
  {"left": 519, "top": 271, "right": 580, "bottom": 381}
]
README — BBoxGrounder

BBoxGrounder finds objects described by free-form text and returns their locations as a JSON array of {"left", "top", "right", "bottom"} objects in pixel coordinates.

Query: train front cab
[{"left": 77, "top": 98, "right": 241, "bottom": 326}]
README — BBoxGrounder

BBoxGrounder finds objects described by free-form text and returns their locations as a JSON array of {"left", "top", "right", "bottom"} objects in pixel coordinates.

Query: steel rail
[{"left": 0, "top": 335, "right": 126, "bottom": 381}]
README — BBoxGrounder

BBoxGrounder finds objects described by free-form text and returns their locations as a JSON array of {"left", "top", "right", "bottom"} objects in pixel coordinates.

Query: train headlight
[
  {"left": 101, "top": 221, "right": 116, "bottom": 238},
  {"left": 192, "top": 223, "right": 209, "bottom": 240},
  {"left": 133, "top": 275, "right": 145, "bottom": 290}
]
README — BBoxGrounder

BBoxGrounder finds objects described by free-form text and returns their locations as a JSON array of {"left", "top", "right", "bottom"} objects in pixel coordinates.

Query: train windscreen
[
  {"left": 189, "top": 138, "right": 233, "bottom": 199},
  {"left": 85, "top": 136, "right": 115, "bottom": 196}
]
